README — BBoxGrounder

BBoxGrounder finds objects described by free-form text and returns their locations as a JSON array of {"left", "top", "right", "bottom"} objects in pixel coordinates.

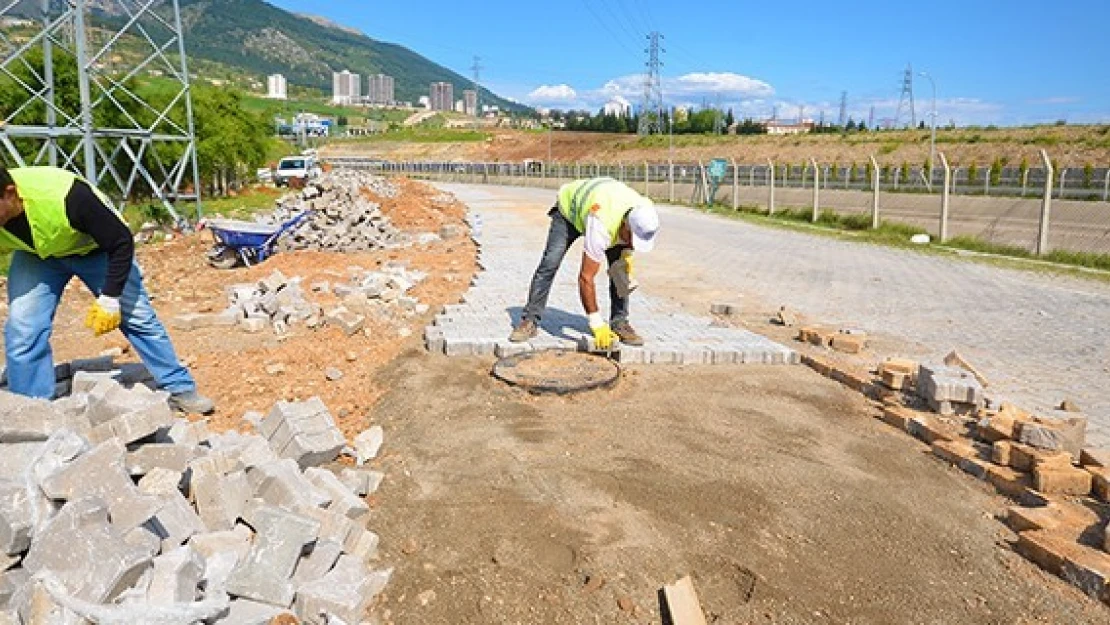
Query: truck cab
[{"left": 274, "top": 155, "right": 321, "bottom": 187}]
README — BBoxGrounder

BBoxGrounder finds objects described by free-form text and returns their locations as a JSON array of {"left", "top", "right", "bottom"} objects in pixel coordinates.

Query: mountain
[{"left": 164, "top": 0, "right": 526, "bottom": 112}]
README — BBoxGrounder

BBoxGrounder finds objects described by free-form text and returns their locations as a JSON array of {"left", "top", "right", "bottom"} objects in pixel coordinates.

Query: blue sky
[{"left": 266, "top": 0, "right": 1108, "bottom": 126}]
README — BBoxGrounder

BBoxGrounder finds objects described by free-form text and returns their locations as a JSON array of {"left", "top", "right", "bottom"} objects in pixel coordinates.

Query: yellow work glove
[
  {"left": 622, "top": 250, "right": 635, "bottom": 280},
  {"left": 85, "top": 295, "right": 122, "bottom": 337},
  {"left": 588, "top": 313, "right": 620, "bottom": 350}
]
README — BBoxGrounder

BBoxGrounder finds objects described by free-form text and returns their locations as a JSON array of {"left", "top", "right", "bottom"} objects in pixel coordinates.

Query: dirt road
[{"left": 369, "top": 351, "right": 1106, "bottom": 624}]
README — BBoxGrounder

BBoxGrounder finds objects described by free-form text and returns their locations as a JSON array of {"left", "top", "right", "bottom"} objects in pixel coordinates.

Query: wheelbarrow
[{"left": 204, "top": 210, "right": 313, "bottom": 269}]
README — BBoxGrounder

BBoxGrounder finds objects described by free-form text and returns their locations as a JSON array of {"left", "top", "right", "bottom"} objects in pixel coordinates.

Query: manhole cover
[{"left": 492, "top": 350, "right": 621, "bottom": 395}]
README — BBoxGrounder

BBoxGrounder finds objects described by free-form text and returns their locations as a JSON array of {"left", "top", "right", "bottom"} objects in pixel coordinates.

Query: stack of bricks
[
  {"left": 0, "top": 381, "right": 391, "bottom": 624},
  {"left": 797, "top": 327, "right": 869, "bottom": 355},
  {"left": 916, "top": 363, "right": 985, "bottom": 415}
]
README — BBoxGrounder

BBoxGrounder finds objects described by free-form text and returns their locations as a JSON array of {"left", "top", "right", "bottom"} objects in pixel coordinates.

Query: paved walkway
[
  {"left": 424, "top": 188, "right": 797, "bottom": 366},
  {"left": 431, "top": 183, "right": 1110, "bottom": 448}
]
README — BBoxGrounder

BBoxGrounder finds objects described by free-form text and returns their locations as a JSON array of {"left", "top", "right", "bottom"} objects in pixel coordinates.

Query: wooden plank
[{"left": 663, "top": 575, "right": 708, "bottom": 625}]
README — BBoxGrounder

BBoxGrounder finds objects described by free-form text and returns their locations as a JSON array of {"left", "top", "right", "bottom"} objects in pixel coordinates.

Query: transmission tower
[
  {"left": 470, "top": 55, "right": 482, "bottom": 119},
  {"left": 0, "top": 0, "right": 200, "bottom": 224},
  {"left": 868, "top": 105, "right": 875, "bottom": 130},
  {"left": 895, "top": 64, "right": 916, "bottom": 128},
  {"left": 637, "top": 31, "right": 664, "bottom": 136},
  {"left": 838, "top": 91, "right": 848, "bottom": 127}
]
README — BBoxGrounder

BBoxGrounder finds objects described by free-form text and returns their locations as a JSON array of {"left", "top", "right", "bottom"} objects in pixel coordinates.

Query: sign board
[{"left": 707, "top": 158, "right": 729, "bottom": 182}]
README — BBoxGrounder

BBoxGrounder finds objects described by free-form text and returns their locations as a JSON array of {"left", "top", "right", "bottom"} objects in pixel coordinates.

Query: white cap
[{"left": 627, "top": 204, "right": 659, "bottom": 252}]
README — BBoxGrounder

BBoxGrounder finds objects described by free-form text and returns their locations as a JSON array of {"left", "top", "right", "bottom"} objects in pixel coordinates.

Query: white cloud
[
  {"left": 671, "top": 72, "right": 775, "bottom": 98},
  {"left": 526, "top": 84, "right": 577, "bottom": 104}
]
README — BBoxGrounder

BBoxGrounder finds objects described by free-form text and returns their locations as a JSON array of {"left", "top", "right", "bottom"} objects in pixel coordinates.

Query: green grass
[
  {"left": 199, "top": 186, "right": 284, "bottom": 219},
  {"left": 694, "top": 201, "right": 1110, "bottom": 280}
]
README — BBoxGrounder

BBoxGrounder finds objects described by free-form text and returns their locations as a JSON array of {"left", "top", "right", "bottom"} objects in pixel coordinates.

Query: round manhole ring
[{"left": 492, "top": 349, "right": 621, "bottom": 395}]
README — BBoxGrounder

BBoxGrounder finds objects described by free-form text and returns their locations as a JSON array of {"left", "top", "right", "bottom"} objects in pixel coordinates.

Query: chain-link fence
[{"left": 326, "top": 155, "right": 1110, "bottom": 257}]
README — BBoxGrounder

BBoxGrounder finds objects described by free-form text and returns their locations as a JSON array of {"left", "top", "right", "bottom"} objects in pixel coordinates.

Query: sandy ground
[{"left": 9, "top": 176, "right": 1110, "bottom": 623}]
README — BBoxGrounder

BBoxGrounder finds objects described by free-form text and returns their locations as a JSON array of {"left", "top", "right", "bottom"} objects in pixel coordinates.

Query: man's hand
[
  {"left": 622, "top": 250, "right": 635, "bottom": 279},
  {"left": 85, "top": 295, "right": 121, "bottom": 336},
  {"left": 588, "top": 312, "right": 620, "bottom": 350}
]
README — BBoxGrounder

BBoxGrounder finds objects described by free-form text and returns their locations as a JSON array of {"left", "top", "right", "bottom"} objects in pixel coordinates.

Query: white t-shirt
[{"left": 582, "top": 213, "right": 612, "bottom": 263}]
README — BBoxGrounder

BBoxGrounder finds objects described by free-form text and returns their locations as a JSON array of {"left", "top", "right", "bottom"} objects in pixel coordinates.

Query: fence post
[
  {"left": 1058, "top": 168, "right": 1067, "bottom": 199},
  {"left": 1037, "top": 150, "right": 1054, "bottom": 256},
  {"left": 748, "top": 166, "right": 754, "bottom": 187},
  {"left": 767, "top": 159, "right": 776, "bottom": 215},
  {"left": 938, "top": 152, "right": 951, "bottom": 243},
  {"left": 668, "top": 161, "right": 675, "bottom": 203},
  {"left": 643, "top": 161, "right": 650, "bottom": 196},
  {"left": 732, "top": 159, "right": 739, "bottom": 210},
  {"left": 1104, "top": 169, "right": 1109, "bottom": 202},
  {"left": 870, "top": 155, "right": 880, "bottom": 229},
  {"left": 618, "top": 161, "right": 625, "bottom": 183},
  {"left": 810, "top": 158, "right": 820, "bottom": 222},
  {"left": 697, "top": 161, "right": 708, "bottom": 206},
  {"left": 1021, "top": 168, "right": 1029, "bottom": 197}
]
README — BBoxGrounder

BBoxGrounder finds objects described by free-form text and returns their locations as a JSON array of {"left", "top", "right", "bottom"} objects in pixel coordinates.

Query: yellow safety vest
[
  {"left": 557, "top": 177, "right": 651, "bottom": 247},
  {"left": 0, "top": 167, "right": 120, "bottom": 259}
]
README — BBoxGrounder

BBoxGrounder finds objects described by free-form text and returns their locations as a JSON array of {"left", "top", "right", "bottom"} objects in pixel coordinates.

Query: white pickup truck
[{"left": 273, "top": 155, "right": 322, "bottom": 187}]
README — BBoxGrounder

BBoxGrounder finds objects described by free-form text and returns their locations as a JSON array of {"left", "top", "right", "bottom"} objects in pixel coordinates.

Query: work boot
[
  {"left": 509, "top": 319, "right": 538, "bottom": 343},
  {"left": 168, "top": 390, "right": 216, "bottom": 415},
  {"left": 611, "top": 320, "right": 644, "bottom": 346}
]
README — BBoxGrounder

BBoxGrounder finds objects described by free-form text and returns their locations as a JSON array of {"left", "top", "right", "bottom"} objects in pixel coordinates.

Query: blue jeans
[
  {"left": 5, "top": 250, "right": 196, "bottom": 399},
  {"left": 522, "top": 207, "right": 629, "bottom": 325}
]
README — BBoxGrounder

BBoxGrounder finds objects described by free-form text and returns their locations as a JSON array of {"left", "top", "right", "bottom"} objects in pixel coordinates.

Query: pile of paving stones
[
  {"left": 314, "top": 263, "right": 431, "bottom": 338},
  {"left": 263, "top": 172, "right": 409, "bottom": 253},
  {"left": 0, "top": 376, "right": 390, "bottom": 624}
]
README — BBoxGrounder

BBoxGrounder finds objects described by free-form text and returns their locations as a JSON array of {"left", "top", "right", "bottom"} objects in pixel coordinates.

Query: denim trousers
[
  {"left": 5, "top": 250, "right": 196, "bottom": 399},
  {"left": 521, "top": 207, "right": 628, "bottom": 325}
]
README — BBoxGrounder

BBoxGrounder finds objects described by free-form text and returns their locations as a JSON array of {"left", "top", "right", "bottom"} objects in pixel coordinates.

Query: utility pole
[
  {"left": 470, "top": 56, "right": 483, "bottom": 129},
  {"left": 868, "top": 105, "right": 875, "bottom": 130},
  {"left": 919, "top": 71, "right": 938, "bottom": 188},
  {"left": 638, "top": 32, "right": 665, "bottom": 135}
]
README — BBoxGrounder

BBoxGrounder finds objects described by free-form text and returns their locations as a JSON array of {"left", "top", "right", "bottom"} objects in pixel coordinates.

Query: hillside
[{"left": 88, "top": 0, "right": 526, "bottom": 113}]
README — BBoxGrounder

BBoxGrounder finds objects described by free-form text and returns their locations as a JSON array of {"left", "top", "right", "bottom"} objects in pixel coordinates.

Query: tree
[
  {"left": 845, "top": 118, "right": 857, "bottom": 131},
  {"left": 857, "top": 120, "right": 867, "bottom": 132},
  {"left": 725, "top": 108, "right": 735, "bottom": 129},
  {"left": 190, "top": 86, "right": 271, "bottom": 196},
  {"left": 918, "top": 121, "right": 926, "bottom": 130}
]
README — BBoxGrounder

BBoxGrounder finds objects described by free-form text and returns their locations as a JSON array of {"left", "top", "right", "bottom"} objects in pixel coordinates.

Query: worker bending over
[
  {"left": 510, "top": 177, "right": 660, "bottom": 349},
  {"left": 0, "top": 166, "right": 214, "bottom": 414}
]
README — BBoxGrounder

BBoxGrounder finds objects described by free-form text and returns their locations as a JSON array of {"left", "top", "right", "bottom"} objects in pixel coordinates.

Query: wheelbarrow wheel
[{"left": 206, "top": 246, "right": 240, "bottom": 270}]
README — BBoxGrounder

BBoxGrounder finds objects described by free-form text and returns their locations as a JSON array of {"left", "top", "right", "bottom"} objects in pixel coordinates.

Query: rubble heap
[
  {"left": 0, "top": 379, "right": 390, "bottom": 624},
  {"left": 314, "top": 262, "right": 431, "bottom": 338},
  {"left": 264, "top": 172, "right": 408, "bottom": 253}
]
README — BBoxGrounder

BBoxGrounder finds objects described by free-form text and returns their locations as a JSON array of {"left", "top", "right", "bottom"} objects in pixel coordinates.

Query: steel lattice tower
[
  {"left": 0, "top": 0, "right": 200, "bottom": 224},
  {"left": 838, "top": 91, "right": 848, "bottom": 127},
  {"left": 637, "top": 31, "right": 664, "bottom": 136},
  {"left": 895, "top": 64, "right": 916, "bottom": 129}
]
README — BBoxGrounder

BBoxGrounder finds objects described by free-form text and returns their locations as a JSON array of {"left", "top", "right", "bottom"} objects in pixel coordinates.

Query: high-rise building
[
  {"left": 430, "top": 82, "right": 453, "bottom": 112},
  {"left": 368, "top": 74, "right": 395, "bottom": 105},
  {"left": 266, "top": 74, "right": 287, "bottom": 100},
  {"left": 463, "top": 89, "right": 478, "bottom": 116},
  {"left": 332, "top": 70, "right": 361, "bottom": 105}
]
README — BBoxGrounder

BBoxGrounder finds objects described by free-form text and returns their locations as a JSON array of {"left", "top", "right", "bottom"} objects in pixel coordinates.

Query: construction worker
[
  {"left": 0, "top": 166, "right": 214, "bottom": 414},
  {"left": 510, "top": 177, "right": 660, "bottom": 349}
]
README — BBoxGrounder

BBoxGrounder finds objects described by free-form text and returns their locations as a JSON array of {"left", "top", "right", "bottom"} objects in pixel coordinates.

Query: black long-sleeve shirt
[{"left": 3, "top": 180, "right": 133, "bottom": 298}]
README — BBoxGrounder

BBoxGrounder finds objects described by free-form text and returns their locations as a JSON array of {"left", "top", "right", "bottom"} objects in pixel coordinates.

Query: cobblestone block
[
  {"left": 0, "top": 481, "right": 32, "bottom": 555},
  {"left": 188, "top": 524, "right": 253, "bottom": 572},
  {"left": 918, "top": 363, "right": 984, "bottom": 405},
  {"left": 23, "top": 497, "right": 153, "bottom": 603},
  {"left": 126, "top": 444, "right": 203, "bottom": 476},
  {"left": 1034, "top": 465, "right": 1092, "bottom": 496},
  {"left": 305, "top": 468, "right": 370, "bottom": 521},
  {"left": 353, "top": 426, "right": 383, "bottom": 465},
  {"left": 294, "top": 556, "right": 390, "bottom": 625},
  {"left": 163, "top": 418, "right": 211, "bottom": 446},
  {"left": 213, "top": 599, "right": 295, "bottom": 624},
  {"left": 1019, "top": 413, "right": 1088, "bottom": 461},
  {"left": 147, "top": 546, "right": 204, "bottom": 604},
  {"left": 0, "top": 391, "right": 75, "bottom": 443},
  {"left": 227, "top": 501, "right": 320, "bottom": 608},
  {"left": 189, "top": 458, "right": 250, "bottom": 532},
  {"left": 146, "top": 490, "right": 206, "bottom": 551},
  {"left": 247, "top": 459, "right": 331, "bottom": 511},
  {"left": 339, "top": 469, "right": 384, "bottom": 497},
  {"left": 261, "top": 399, "right": 346, "bottom": 469},
  {"left": 325, "top": 307, "right": 365, "bottom": 336},
  {"left": 41, "top": 438, "right": 164, "bottom": 530},
  {"left": 292, "top": 538, "right": 343, "bottom": 586}
]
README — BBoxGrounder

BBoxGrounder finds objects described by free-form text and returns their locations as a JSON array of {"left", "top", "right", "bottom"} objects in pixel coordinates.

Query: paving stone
[
  {"left": 294, "top": 556, "right": 391, "bottom": 625},
  {"left": 189, "top": 459, "right": 251, "bottom": 532},
  {"left": 353, "top": 426, "right": 383, "bottom": 465},
  {"left": 292, "top": 538, "right": 344, "bottom": 586},
  {"left": 212, "top": 598, "right": 295, "bottom": 624},
  {"left": 339, "top": 469, "right": 384, "bottom": 497},
  {"left": 23, "top": 497, "right": 153, "bottom": 604},
  {"left": 247, "top": 459, "right": 331, "bottom": 511},
  {"left": 226, "top": 501, "right": 320, "bottom": 608},
  {"left": 0, "top": 391, "right": 79, "bottom": 443},
  {"left": 162, "top": 418, "right": 211, "bottom": 446},
  {"left": 0, "top": 481, "right": 32, "bottom": 555},
  {"left": 1019, "top": 413, "right": 1088, "bottom": 460},
  {"left": 918, "top": 363, "right": 984, "bottom": 405},
  {"left": 304, "top": 468, "right": 370, "bottom": 521},
  {"left": 126, "top": 444, "right": 204, "bottom": 476},
  {"left": 41, "top": 438, "right": 164, "bottom": 530},
  {"left": 260, "top": 399, "right": 346, "bottom": 469},
  {"left": 188, "top": 524, "right": 253, "bottom": 570},
  {"left": 146, "top": 545, "right": 204, "bottom": 604}
]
